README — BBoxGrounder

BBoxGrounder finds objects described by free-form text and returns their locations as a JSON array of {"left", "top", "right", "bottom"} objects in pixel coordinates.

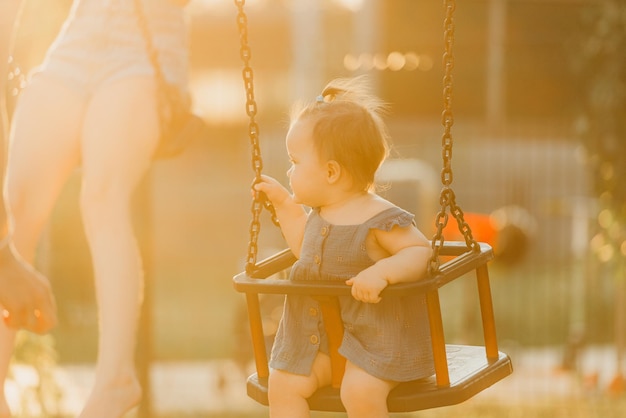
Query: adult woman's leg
[
  {"left": 77, "top": 75, "right": 159, "bottom": 418},
  {"left": 2, "top": 74, "right": 84, "bottom": 418}
]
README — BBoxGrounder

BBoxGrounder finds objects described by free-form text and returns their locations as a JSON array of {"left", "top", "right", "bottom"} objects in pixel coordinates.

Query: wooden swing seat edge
[{"left": 245, "top": 346, "right": 513, "bottom": 412}]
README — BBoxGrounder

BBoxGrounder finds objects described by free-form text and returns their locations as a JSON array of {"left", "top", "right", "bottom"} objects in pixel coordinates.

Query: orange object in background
[{"left": 441, "top": 206, "right": 536, "bottom": 266}]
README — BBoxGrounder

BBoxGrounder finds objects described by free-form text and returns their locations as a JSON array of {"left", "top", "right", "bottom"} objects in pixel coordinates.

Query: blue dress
[{"left": 269, "top": 206, "right": 435, "bottom": 382}]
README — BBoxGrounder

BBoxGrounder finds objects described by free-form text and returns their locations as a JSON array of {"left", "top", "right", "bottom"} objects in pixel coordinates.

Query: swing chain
[
  {"left": 235, "top": 0, "right": 279, "bottom": 273},
  {"left": 440, "top": 0, "right": 455, "bottom": 189},
  {"left": 429, "top": 0, "right": 479, "bottom": 276}
]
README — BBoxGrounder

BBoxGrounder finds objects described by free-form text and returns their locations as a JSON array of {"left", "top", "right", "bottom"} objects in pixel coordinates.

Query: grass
[
  {"left": 9, "top": 398, "right": 626, "bottom": 418},
  {"left": 149, "top": 397, "right": 626, "bottom": 418}
]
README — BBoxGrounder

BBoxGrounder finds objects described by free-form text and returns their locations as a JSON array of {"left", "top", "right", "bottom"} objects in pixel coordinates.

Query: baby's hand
[
  {"left": 253, "top": 175, "right": 292, "bottom": 207},
  {"left": 345, "top": 268, "right": 388, "bottom": 303}
]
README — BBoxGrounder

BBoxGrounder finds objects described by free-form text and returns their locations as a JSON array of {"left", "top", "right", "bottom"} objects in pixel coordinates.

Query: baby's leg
[
  {"left": 341, "top": 360, "right": 397, "bottom": 418},
  {"left": 268, "top": 352, "right": 331, "bottom": 418}
]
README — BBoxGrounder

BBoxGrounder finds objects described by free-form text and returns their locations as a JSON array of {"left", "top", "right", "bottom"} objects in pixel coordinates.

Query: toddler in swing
[{"left": 254, "top": 76, "right": 435, "bottom": 418}]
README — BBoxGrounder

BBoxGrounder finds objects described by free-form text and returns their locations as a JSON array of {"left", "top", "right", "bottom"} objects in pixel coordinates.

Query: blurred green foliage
[{"left": 574, "top": 0, "right": 626, "bottom": 269}]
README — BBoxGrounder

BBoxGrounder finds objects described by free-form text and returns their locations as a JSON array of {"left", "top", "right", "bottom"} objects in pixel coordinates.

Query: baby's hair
[{"left": 290, "top": 76, "right": 390, "bottom": 191}]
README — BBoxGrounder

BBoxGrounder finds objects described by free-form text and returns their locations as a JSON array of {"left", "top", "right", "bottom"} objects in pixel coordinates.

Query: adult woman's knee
[{"left": 79, "top": 181, "right": 131, "bottom": 224}]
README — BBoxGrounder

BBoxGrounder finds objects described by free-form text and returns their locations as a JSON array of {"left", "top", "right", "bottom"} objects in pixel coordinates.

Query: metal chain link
[
  {"left": 429, "top": 0, "right": 479, "bottom": 276},
  {"left": 235, "top": 0, "right": 278, "bottom": 273}
]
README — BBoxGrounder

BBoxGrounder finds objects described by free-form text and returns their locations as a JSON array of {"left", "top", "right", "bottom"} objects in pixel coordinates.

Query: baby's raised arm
[
  {"left": 253, "top": 175, "right": 308, "bottom": 257},
  {"left": 346, "top": 223, "right": 432, "bottom": 303}
]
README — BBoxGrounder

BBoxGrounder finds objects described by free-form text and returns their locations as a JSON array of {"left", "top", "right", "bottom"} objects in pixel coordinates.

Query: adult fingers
[
  {"left": 29, "top": 278, "right": 58, "bottom": 334},
  {"left": 3, "top": 305, "right": 56, "bottom": 334},
  {"left": 2, "top": 283, "right": 58, "bottom": 334}
]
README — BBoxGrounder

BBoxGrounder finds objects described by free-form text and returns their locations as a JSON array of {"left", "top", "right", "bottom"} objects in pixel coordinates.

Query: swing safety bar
[{"left": 232, "top": 241, "right": 513, "bottom": 412}]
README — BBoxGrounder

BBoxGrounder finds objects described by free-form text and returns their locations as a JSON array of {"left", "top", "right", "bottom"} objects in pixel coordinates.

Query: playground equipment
[{"left": 232, "top": 0, "right": 513, "bottom": 412}]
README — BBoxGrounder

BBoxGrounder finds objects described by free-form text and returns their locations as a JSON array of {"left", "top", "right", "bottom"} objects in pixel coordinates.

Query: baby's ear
[{"left": 326, "top": 160, "right": 342, "bottom": 184}]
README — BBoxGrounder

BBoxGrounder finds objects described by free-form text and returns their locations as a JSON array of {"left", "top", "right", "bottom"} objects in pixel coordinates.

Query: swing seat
[{"left": 233, "top": 241, "right": 513, "bottom": 412}]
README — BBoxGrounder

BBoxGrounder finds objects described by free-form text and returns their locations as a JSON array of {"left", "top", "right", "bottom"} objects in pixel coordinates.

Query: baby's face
[{"left": 285, "top": 118, "right": 329, "bottom": 207}]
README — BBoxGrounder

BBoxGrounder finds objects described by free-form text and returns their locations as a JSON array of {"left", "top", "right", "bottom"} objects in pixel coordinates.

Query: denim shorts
[{"left": 32, "top": 0, "right": 189, "bottom": 98}]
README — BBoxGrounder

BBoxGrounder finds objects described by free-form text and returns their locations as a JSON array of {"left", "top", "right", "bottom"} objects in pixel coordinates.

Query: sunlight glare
[
  {"left": 189, "top": 0, "right": 265, "bottom": 16},
  {"left": 190, "top": 70, "right": 246, "bottom": 124},
  {"left": 5, "top": 364, "right": 42, "bottom": 416},
  {"left": 404, "top": 52, "right": 420, "bottom": 71},
  {"left": 598, "top": 209, "right": 613, "bottom": 229},
  {"left": 373, "top": 53, "right": 388, "bottom": 71},
  {"left": 358, "top": 53, "right": 374, "bottom": 71},
  {"left": 386, "top": 51, "right": 405, "bottom": 71},
  {"left": 332, "top": 0, "right": 365, "bottom": 12},
  {"left": 598, "top": 243, "right": 614, "bottom": 262},
  {"left": 343, "top": 53, "right": 360, "bottom": 72}
]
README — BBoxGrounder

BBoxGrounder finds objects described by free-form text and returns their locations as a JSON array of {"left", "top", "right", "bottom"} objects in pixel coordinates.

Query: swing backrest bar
[{"left": 236, "top": 241, "right": 492, "bottom": 294}]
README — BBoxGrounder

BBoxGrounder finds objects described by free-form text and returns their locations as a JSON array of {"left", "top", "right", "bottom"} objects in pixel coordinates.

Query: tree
[{"left": 574, "top": 0, "right": 626, "bottom": 394}]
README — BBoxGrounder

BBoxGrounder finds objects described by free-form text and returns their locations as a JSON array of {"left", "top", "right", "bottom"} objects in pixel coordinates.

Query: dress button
[
  {"left": 310, "top": 335, "right": 319, "bottom": 345},
  {"left": 314, "top": 255, "right": 321, "bottom": 265},
  {"left": 309, "top": 307, "right": 318, "bottom": 316},
  {"left": 321, "top": 226, "right": 328, "bottom": 236}
]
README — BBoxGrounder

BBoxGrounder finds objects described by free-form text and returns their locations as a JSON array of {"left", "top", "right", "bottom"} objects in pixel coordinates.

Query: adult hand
[{"left": 0, "top": 241, "right": 57, "bottom": 334}]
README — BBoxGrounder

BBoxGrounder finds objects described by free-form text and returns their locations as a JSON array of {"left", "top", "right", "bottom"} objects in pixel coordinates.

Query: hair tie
[{"left": 316, "top": 95, "right": 325, "bottom": 103}]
